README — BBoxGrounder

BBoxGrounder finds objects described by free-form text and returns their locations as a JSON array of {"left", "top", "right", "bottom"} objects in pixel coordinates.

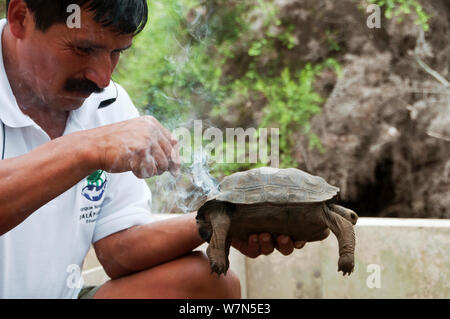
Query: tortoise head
[
  {"left": 196, "top": 200, "right": 232, "bottom": 242},
  {"left": 329, "top": 204, "right": 358, "bottom": 225}
]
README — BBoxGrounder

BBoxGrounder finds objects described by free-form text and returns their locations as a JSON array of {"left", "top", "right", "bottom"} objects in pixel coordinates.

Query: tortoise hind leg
[
  {"left": 321, "top": 205, "right": 356, "bottom": 276},
  {"left": 206, "top": 202, "right": 232, "bottom": 276}
]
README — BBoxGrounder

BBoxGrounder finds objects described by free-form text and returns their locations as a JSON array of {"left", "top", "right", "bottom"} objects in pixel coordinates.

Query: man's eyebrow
[
  {"left": 73, "top": 39, "right": 106, "bottom": 50},
  {"left": 73, "top": 40, "right": 132, "bottom": 52}
]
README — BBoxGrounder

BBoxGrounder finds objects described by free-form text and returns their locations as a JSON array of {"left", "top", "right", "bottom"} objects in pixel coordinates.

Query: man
[{"left": 0, "top": 0, "right": 306, "bottom": 299}]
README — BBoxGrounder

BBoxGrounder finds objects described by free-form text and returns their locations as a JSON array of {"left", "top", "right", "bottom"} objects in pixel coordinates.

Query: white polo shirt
[{"left": 0, "top": 19, "right": 153, "bottom": 299}]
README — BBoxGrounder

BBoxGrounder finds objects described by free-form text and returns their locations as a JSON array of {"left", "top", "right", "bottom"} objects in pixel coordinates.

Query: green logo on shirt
[
  {"left": 82, "top": 170, "right": 107, "bottom": 202},
  {"left": 87, "top": 170, "right": 105, "bottom": 186}
]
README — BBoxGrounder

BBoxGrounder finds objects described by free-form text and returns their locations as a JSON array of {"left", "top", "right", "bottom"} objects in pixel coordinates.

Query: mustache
[{"left": 64, "top": 78, "right": 104, "bottom": 94}]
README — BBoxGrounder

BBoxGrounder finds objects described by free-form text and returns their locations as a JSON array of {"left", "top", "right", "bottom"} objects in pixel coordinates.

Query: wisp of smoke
[
  {"left": 144, "top": 2, "right": 221, "bottom": 214},
  {"left": 150, "top": 150, "right": 220, "bottom": 214}
]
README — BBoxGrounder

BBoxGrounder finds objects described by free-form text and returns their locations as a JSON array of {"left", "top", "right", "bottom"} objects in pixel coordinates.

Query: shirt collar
[{"left": 0, "top": 19, "right": 35, "bottom": 128}]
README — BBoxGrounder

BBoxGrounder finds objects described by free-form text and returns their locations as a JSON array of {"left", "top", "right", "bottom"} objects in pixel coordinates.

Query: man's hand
[
  {"left": 232, "top": 233, "right": 306, "bottom": 258},
  {"left": 91, "top": 116, "right": 180, "bottom": 178}
]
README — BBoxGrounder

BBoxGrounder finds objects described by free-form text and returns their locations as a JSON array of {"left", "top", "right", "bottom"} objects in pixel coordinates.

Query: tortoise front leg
[
  {"left": 321, "top": 206, "right": 356, "bottom": 276},
  {"left": 207, "top": 204, "right": 232, "bottom": 276}
]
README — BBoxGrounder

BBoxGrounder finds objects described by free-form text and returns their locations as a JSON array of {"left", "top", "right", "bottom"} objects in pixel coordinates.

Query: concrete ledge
[
  {"left": 246, "top": 218, "right": 450, "bottom": 298},
  {"left": 82, "top": 215, "right": 450, "bottom": 298},
  {"left": 355, "top": 217, "right": 450, "bottom": 228},
  {"left": 82, "top": 248, "right": 110, "bottom": 287}
]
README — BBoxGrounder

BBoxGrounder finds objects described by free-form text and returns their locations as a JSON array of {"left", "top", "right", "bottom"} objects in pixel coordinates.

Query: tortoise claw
[
  {"left": 207, "top": 246, "right": 229, "bottom": 276},
  {"left": 338, "top": 267, "right": 354, "bottom": 276},
  {"left": 338, "top": 253, "right": 354, "bottom": 276},
  {"left": 210, "top": 261, "right": 228, "bottom": 276}
]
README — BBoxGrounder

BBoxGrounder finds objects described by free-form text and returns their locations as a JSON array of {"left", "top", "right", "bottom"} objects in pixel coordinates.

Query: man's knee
[
  {"left": 95, "top": 250, "right": 241, "bottom": 299},
  {"left": 184, "top": 251, "right": 241, "bottom": 299}
]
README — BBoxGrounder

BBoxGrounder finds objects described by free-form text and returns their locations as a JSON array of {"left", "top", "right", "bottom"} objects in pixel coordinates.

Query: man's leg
[{"left": 92, "top": 251, "right": 241, "bottom": 299}]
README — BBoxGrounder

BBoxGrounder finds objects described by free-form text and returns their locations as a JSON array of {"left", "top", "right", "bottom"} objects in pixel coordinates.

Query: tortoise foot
[
  {"left": 207, "top": 246, "right": 229, "bottom": 276},
  {"left": 338, "top": 253, "right": 354, "bottom": 276}
]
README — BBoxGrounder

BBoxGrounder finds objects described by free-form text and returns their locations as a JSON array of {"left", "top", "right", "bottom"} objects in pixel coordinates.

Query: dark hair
[{"left": 6, "top": 0, "right": 148, "bottom": 35}]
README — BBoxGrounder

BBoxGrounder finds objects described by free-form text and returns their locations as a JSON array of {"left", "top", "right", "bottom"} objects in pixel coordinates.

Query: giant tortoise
[{"left": 196, "top": 167, "right": 358, "bottom": 276}]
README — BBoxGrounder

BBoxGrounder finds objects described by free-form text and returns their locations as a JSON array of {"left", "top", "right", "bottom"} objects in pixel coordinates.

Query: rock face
[
  {"left": 303, "top": 51, "right": 449, "bottom": 218},
  {"left": 212, "top": 0, "right": 449, "bottom": 218},
  {"left": 149, "top": 0, "right": 449, "bottom": 219},
  {"left": 290, "top": 0, "right": 450, "bottom": 218}
]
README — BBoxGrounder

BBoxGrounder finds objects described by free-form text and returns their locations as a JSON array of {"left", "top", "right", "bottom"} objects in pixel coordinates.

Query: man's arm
[
  {"left": 94, "top": 213, "right": 307, "bottom": 279},
  {"left": 0, "top": 116, "right": 179, "bottom": 236},
  {"left": 0, "top": 131, "right": 97, "bottom": 235},
  {"left": 93, "top": 213, "right": 204, "bottom": 279}
]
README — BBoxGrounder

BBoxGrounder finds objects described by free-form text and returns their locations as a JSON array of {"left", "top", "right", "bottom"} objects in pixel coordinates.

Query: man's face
[{"left": 17, "top": 8, "right": 134, "bottom": 111}]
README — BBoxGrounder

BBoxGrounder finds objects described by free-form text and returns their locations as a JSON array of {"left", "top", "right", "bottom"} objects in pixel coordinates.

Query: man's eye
[
  {"left": 112, "top": 49, "right": 125, "bottom": 56},
  {"left": 76, "top": 46, "right": 94, "bottom": 55}
]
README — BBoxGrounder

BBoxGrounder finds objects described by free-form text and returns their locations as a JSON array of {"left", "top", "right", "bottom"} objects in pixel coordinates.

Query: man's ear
[{"left": 7, "top": 0, "right": 30, "bottom": 39}]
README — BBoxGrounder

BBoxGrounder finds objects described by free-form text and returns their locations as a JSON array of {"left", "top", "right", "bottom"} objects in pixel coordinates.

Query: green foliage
[
  {"left": 0, "top": 0, "right": 5, "bottom": 19},
  {"left": 368, "top": 0, "right": 431, "bottom": 31},
  {"left": 114, "top": 0, "right": 227, "bottom": 128},
  {"left": 218, "top": 58, "right": 340, "bottom": 169},
  {"left": 114, "top": 1, "right": 185, "bottom": 125},
  {"left": 326, "top": 30, "right": 341, "bottom": 52},
  {"left": 116, "top": 0, "right": 341, "bottom": 176},
  {"left": 257, "top": 59, "right": 340, "bottom": 166},
  {"left": 202, "top": 2, "right": 342, "bottom": 172}
]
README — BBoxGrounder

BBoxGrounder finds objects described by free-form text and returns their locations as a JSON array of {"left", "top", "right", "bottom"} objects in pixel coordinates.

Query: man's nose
[{"left": 84, "top": 54, "right": 113, "bottom": 89}]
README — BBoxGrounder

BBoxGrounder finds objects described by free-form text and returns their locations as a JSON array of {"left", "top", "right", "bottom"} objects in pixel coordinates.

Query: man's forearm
[
  {"left": 94, "top": 212, "right": 205, "bottom": 279},
  {"left": 0, "top": 131, "right": 98, "bottom": 235}
]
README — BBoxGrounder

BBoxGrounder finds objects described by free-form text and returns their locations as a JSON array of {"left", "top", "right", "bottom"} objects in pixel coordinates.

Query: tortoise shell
[{"left": 208, "top": 167, "right": 339, "bottom": 205}]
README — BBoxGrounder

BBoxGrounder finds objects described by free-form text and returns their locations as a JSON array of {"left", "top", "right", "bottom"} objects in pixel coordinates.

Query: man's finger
[
  {"left": 153, "top": 130, "right": 180, "bottom": 177},
  {"left": 150, "top": 143, "right": 169, "bottom": 174},
  {"left": 276, "top": 235, "right": 294, "bottom": 256},
  {"left": 294, "top": 240, "right": 306, "bottom": 250},
  {"left": 132, "top": 155, "right": 157, "bottom": 179},
  {"left": 169, "top": 142, "right": 181, "bottom": 176},
  {"left": 259, "top": 233, "right": 274, "bottom": 255},
  {"left": 232, "top": 234, "right": 260, "bottom": 259},
  {"left": 157, "top": 132, "right": 175, "bottom": 159},
  {"left": 247, "top": 234, "right": 261, "bottom": 258}
]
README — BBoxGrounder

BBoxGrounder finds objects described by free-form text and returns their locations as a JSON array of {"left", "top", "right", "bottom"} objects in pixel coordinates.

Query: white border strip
[
  {"left": 82, "top": 266, "right": 104, "bottom": 276},
  {"left": 356, "top": 217, "right": 450, "bottom": 228},
  {"left": 150, "top": 214, "right": 450, "bottom": 228}
]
